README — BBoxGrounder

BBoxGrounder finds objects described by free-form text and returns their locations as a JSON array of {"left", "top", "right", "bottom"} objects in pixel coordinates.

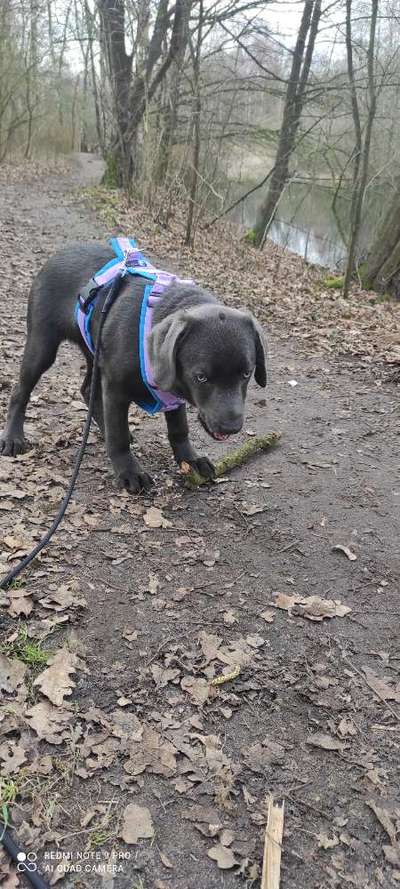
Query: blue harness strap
[{"left": 75, "top": 238, "right": 191, "bottom": 415}]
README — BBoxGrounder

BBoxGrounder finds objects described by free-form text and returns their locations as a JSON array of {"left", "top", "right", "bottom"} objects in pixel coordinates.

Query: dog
[{"left": 0, "top": 241, "right": 267, "bottom": 493}]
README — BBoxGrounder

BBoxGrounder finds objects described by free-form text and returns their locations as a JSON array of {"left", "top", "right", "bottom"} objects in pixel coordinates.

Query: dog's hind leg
[
  {"left": 0, "top": 330, "right": 60, "bottom": 456},
  {"left": 80, "top": 358, "right": 105, "bottom": 436}
]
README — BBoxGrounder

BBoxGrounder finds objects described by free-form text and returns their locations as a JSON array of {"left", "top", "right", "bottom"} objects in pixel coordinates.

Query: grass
[
  {"left": 0, "top": 777, "right": 19, "bottom": 808},
  {"left": 323, "top": 274, "right": 344, "bottom": 289},
  {"left": 0, "top": 624, "right": 49, "bottom": 667}
]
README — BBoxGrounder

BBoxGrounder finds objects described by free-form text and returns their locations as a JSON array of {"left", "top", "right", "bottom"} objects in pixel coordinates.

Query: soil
[{"left": 0, "top": 153, "right": 400, "bottom": 889}]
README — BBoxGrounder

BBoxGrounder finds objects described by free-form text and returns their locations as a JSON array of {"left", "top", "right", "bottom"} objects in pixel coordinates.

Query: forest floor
[{"left": 1, "top": 153, "right": 400, "bottom": 889}]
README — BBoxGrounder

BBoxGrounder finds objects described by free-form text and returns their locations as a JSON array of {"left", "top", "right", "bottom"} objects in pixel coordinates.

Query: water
[{"left": 228, "top": 179, "right": 382, "bottom": 270}]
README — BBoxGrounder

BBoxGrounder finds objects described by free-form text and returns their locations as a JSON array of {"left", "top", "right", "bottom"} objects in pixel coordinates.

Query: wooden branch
[
  {"left": 181, "top": 432, "right": 281, "bottom": 488},
  {"left": 261, "top": 797, "right": 285, "bottom": 889}
]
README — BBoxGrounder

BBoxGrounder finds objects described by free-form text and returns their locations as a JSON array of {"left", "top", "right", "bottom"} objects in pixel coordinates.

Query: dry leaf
[
  {"left": 26, "top": 701, "right": 72, "bottom": 744},
  {"left": 241, "top": 740, "right": 285, "bottom": 773},
  {"left": 0, "top": 741, "right": 27, "bottom": 775},
  {"left": 159, "top": 851, "right": 174, "bottom": 869},
  {"left": 223, "top": 609, "right": 237, "bottom": 626},
  {"left": 124, "top": 724, "right": 177, "bottom": 777},
  {"left": 0, "top": 653, "right": 26, "bottom": 693},
  {"left": 151, "top": 665, "right": 180, "bottom": 688},
  {"left": 260, "top": 609, "right": 275, "bottom": 623},
  {"left": 332, "top": 544, "right": 357, "bottom": 561},
  {"left": 272, "top": 592, "right": 351, "bottom": 621},
  {"left": 208, "top": 843, "right": 237, "bottom": 869},
  {"left": 120, "top": 803, "right": 154, "bottom": 844},
  {"left": 181, "top": 675, "right": 210, "bottom": 704},
  {"left": 143, "top": 507, "right": 171, "bottom": 529},
  {"left": 307, "top": 733, "right": 344, "bottom": 751},
  {"left": 362, "top": 667, "right": 400, "bottom": 702},
  {"left": 33, "top": 649, "right": 80, "bottom": 706},
  {"left": 239, "top": 502, "right": 265, "bottom": 516},
  {"left": 317, "top": 832, "right": 339, "bottom": 849},
  {"left": 7, "top": 587, "right": 33, "bottom": 617}
]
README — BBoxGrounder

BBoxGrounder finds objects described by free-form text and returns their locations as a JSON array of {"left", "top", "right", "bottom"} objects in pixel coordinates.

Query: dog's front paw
[
  {"left": 117, "top": 466, "right": 154, "bottom": 494},
  {"left": 0, "top": 431, "right": 26, "bottom": 457},
  {"left": 189, "top": 456, "right": 216, "bottom": 480}
]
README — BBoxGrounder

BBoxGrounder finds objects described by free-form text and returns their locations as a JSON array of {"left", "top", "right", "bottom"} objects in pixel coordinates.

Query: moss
[
  {"left": 182, "top": 432, "right": 281, "bottom": 488},
  {"left": 101, "top": 153, "right": 120, "bottom": 189},
  {"left": 244, "top": 229, "right": 258, "bottom": 245},
  {"left": 323, "top": 275, "right": 344, "bottom": 290}
]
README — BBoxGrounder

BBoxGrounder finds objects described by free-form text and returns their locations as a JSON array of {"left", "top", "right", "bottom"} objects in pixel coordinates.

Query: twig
[
  {"left": 261, "top": 797, "right": 284, "bottom": 889},
  {"left": 182, "top": 432, "right": 281, "bottom": 488}
]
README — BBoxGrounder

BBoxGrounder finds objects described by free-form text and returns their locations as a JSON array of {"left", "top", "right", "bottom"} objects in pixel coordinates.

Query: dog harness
[{"left": 75, "top": 237, "right": 192, "bottom": 414}]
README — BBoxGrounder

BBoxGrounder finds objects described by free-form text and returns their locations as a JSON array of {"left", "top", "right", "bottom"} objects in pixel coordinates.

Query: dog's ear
[
  {"left": 148, "top": 310, "right": 189, "bottom": 391},
  {"left": 248, "top": 315, "right": 267, "bottom": 387}
]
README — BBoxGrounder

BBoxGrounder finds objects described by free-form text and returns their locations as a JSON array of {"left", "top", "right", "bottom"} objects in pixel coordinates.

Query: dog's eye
[
  {"left": 242, "top": 370, "right": 251, "bottom": 379},
  {"left": 196, "top": 373, "right": 208, "bottom": 384}
]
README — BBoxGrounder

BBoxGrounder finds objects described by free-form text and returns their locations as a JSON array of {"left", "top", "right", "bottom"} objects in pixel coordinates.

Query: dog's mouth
[{"left": 198, "top": 414, "right": 231, "bottom": 442}]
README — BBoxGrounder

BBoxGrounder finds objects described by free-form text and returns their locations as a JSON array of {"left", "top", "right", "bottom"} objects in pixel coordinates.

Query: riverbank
[{"left": 85, "top": 183, "right": 400, "bottom": 370}]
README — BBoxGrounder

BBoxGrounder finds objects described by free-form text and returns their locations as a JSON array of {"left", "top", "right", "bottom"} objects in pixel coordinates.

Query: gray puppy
[{"left": 0, "top": 242, "right": 267, "bottom": 492}]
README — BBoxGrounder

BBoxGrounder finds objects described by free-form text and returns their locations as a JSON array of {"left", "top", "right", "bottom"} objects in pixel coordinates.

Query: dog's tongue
[{"left": 213, "top": 432, "right": 229, "bottom": 441}]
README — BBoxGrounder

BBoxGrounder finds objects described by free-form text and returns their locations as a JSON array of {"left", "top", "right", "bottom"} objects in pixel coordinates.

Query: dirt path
[{"left": 1, "top": 154, "right": 400, "bottom": 889}]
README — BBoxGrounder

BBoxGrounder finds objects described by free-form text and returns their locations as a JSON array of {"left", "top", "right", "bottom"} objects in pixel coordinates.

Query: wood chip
[{"left": 261, "top": 797, "right": 284, "bottom": 889}]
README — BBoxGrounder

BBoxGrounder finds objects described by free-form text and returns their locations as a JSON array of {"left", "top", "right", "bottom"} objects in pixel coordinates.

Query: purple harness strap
[{"left": 76, "top": 237, "right": 193, "bottom": 415}]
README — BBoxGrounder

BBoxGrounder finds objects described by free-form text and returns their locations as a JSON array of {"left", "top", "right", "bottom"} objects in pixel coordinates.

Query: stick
[
  {"left": 261, "top": 797, "right": 285, "bottom": 889},
  {"left": 182, "top": 432, "right": 281, "bottom": 488}
]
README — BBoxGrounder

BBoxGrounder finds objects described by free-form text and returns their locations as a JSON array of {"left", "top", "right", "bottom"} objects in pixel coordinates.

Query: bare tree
[
  {"left": 98, "top": 0, "right": 189, "bottom": 188},
  {"left": 252, "top": 0, "right": 322, "bottom": 247},
  {"left": 342, "top": 0, "right": 378, "bottom": 297}
]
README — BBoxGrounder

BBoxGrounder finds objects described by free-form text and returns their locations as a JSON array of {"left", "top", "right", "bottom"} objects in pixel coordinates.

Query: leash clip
[{"left": 78, "top": 277, "right": 101, "bottom": 314}]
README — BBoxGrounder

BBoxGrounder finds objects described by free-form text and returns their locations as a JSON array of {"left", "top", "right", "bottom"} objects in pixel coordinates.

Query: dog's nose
[{"left": 219, "top": 416, "right": 243, "bottom": 435}]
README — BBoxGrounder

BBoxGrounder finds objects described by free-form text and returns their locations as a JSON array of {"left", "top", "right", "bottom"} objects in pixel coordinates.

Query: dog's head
[{"left": 148, "top": 302, "right": 267, "bottom": 441}]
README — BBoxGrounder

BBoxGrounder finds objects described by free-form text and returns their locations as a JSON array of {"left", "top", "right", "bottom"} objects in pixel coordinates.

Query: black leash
[
  {"left": 0, "top": 275, "right": 124, "bottom": 885},
  {"left": 1, "top": 826, "right": 50, "bottom": 889},
  {"left": 0, "top": 273, "right": 123, "bottom": 592}
]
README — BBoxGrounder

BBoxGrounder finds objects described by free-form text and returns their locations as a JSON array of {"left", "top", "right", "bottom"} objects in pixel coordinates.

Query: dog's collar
[{"left": 75, "top": 237, "right": 192, "bottom": 414}]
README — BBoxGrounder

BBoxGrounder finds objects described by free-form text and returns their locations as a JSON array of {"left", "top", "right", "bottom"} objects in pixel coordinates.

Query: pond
[{"left": 228, "top": 179, "right": 381, "bottom": 270}]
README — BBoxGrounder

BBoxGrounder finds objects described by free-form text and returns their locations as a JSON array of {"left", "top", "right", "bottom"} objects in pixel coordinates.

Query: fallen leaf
[
  {"left": 239, "top": 502, "right": 265, "bottom": 516},
  {"left": 26, "top": 701, "right": 72, "bottom": 744},
  {"left": 317, "top": 832, "right": 339, "bottom": 850},
  {"left": 143, "top": 507, "right": 171, "bottom": 529},
  {"left": 272, "top": 592, "right": 351, "bottom": 621},
  {"left": 159, "top": 851, "right": 174, "bottom": 869},
  {"left": 122, "top": 627, "right": 138, "bottom": 643},
  {"left": 220, "top": 829, "right": 235, "bottom": 846},
  {"left": 33, "top": 649, "right": 80, "bottom": 706},
  {"left": 124, "top": 724, "right": 177, "bottom": 777},
  {"left": 241, "top": 740, "right": 285, "bottom": 773},
  {"left": 260, "top": 609, "right": 275, "bottom": 623},
  {"left": 332, "top": 544, "right": 357, "bottom": 561},
  {"left": 151, "top": 665, "right": 180, "bottom": 688},
  {"left": 120, "top": 803, "right": 154, "bottom": 844},
  {"left": 181, "top": 676, "right": 210, "bottom": 705},
  {"left": 208, "top": 843, "right": 237, "bottom": 869},
  {"left": 307, "top": 733, "right": 344, "bottom": 751},
  {"left": 0, "top": 741, "right": 27, "bottom": 775},
  {"left": 362, "top": 667, "right": 400, "bottom": 702},
  {"left": 7, "top": 587, "right": 33, "bottom": 618},
  {"left": 0, "top": 653, "right": 26, "bottom": 693}
]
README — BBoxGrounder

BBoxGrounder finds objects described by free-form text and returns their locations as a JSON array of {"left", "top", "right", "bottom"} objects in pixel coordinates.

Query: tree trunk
[
  {"left": 363, "top": 185, "right": 400, "bottom": 294},
  {"left": 252, "top": 0, "right": 321, "bottom": 247},
  {"left": 184, "top": 0, "right": 203, "bottom": 246},
  {"left": 98, "top": 0, "right": 188, "bottom": 190},
  {"left": 342, "top": 0, "right": 378, "bottom": 298}
]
